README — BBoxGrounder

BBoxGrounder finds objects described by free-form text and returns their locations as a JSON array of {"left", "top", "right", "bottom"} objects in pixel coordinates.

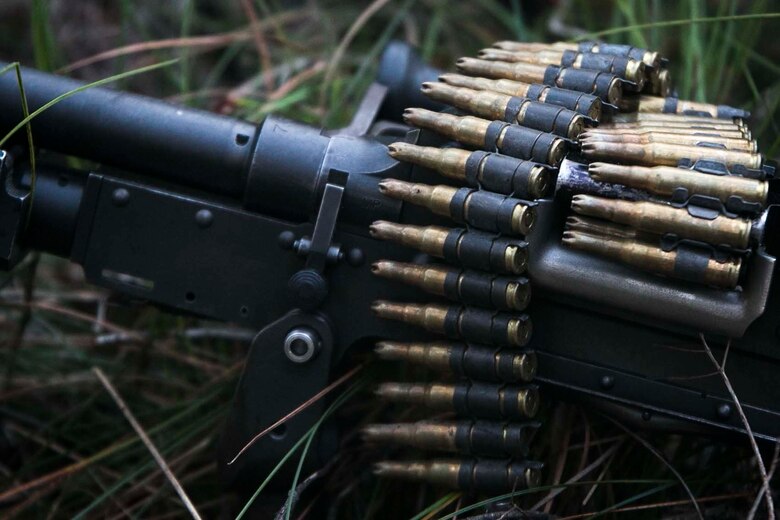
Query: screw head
[
  {"left": 600, "top": 375, "right": 615, "bottom": 390},
  {"left": 346, "top": 247, "right": 365, "bottom": 267},
  {"left": 111, "top": 188, "right": 130, "bottom": 206},
  {"left": 195, "top": 209, "right": 213, "bottom": 228},
  {"left": 717, "top": 403, "right": 732, "bottom": 420},
  {"left": 283, "top": 328, "right": 320, "bottom": 363},
  {"left": 278, "top": 231, "right": 296, "bottom": 250},
  {"left": 641, "top": 411, "right": 652, "bottom": 421}
]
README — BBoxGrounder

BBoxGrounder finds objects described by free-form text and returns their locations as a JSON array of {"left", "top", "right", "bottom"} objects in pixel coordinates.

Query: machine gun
[{"left": 0, "top": 40, "right": 778, "bottom": 505}]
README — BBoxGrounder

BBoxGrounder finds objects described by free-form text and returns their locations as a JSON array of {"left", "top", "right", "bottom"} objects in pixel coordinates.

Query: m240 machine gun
[{"left": 0, "top": 40, "right": 778, "bottom": 505}]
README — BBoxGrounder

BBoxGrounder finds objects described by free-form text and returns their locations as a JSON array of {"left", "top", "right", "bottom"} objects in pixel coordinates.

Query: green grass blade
[{"left": 0, "top": 58, "right": 178, "bottom": 149}]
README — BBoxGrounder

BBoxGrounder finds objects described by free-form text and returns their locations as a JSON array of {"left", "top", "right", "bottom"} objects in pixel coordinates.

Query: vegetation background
[{"left": 0, "top": 0, "right": 778, "bottom": 518}]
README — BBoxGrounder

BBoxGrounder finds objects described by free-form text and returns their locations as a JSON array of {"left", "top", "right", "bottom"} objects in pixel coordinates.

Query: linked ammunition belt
[{"left": 366, "top": 39, "right": 772, "bottom": 495}]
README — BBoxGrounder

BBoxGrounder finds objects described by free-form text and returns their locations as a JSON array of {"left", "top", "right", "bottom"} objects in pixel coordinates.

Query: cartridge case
[
  {"left": 598, "top": 122, "right": 751, "bottom": 140},
  {"left": 565, "top": 215, "right": 648, "bottom": 241},
  {"left": 580, "top": 140, "right": 762, "bottom": 169},
  {"left": 377, "top": 178, "right": 536, "bottom": 235},
  {"left": 373, "top": 458, "right": 543, "bottom": 493},
  {"left": 562, "top": 229, "right": 741, "bottom": 288},
  {"left": 492, "top": 40, "right": 661, "bottom": 69},
  {"left": 420, "top": 82, "right": 586, "bottom": 139},
  {"left": 438, "top": 73, "right": 602, "bottom": 120},
  {"left": 580, "top": 132, "right": 756, "bottom": 153},
  {"left": 456, "top": 58, "right": 623, "bottom": 105},
  {"left": 371, "top": 261, "right": 531, "bottom": 311},
  {"left": 646, "top": 67, "right": 671, "bottom": 96},
  {"left": 374, "top": 340, "right": 537, "bottom": 382},
  {"left": 363, "top": 419, "right": 540, "bottom": 457},
  {"left": 402, "top": 108, "right": 566, "bottom": 166},
  {"left": 369, "top": 220, "right": 529, "bottom": 274},
  {"left": 387, "top": 142, "right": 552, "bottom": 199},
  {"left": 610, "top": 112, "right": 746, "bottom": 127},
  {"left": 371, "top": 301, "right": 533, "bottom": 347},
  {"left": 588, "top": 162, "right": 767, "bottom": 207},
  {"left": 618, "top": 95, "right": 750, "bottom": 119},
  {"left": 477, "top": 48, "right": 645, "bottom": 88},
  {"left": 587, "top": 126, "right": 748, "bottom": 140},
  {"left": 570, "top": 194, "right": 752, "bottom": 248},
  {"left": 375, "top": 380, "right": 540, "bottom": 419}
]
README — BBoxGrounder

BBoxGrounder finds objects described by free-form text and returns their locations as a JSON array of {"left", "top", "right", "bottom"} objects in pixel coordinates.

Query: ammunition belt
[{"left": 367, "top": 38, "right": 772, "bottom": 497}]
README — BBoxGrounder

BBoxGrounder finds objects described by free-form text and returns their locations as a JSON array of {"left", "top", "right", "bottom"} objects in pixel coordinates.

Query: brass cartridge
[
  {"left": 420, "top": 82, "right": 586, "bottom": 138},
  {"left": 562, "top": 229, "right": 741, "bottom": 288},
  {"left": 373, "top": 458, "right": 542, "bottom": 493},
  {"left": 439, "top": 73, "right": 602, "bottom": 120},
  {"left": 371, "top": 301, "right": 533, "bottom": 347},
  {"left": 387, "top": 142, "right": 551, "bottom": 199},
  {"left": 580, "top": 131, "right": 756, "bottom": 153},
  {"left": 492, "top": 40, "right": 661, "bottom": 69},
  {"left": 455, "top": 57, "right": 623, "bottom": 105},
  {"left": 369, "top": 221, "right": 529, "bottom": 274},
  {"left": 402, "top": 108, "right": 566, "bottom": 166},
  {"left": 618, "top": 95, "right": 749, "bottom": 119},
  {"left": 371, "top": 261, "right": 531, "bottom": 311},
  {"left": 362, "top": 419, "right": 539, "bottom": 457},
  {"left": 477, "top": 48, "right": 646, "bottom": 88},
  {"left": 375, "top": 380, "right": 540, "bottom": 419},
  {"left": 588, "top": 162, "right": 768, "bottom": 206},
  {"left": 377, "top": 179, "right": 535, "bottom": 235},
  {"left": 580, "top": 140, "right": 762, "bottom": 169},
  {"left": 570, "top": 195, "right": 752, "bottom": 248},
  {"left": 374, "top": 340, "right": 537, "bottom": 382}
]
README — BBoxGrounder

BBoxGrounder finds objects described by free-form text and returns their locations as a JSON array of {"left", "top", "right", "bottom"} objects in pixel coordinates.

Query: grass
[{"left": 0, "top": 0, "right": 778, "bottom": 518}]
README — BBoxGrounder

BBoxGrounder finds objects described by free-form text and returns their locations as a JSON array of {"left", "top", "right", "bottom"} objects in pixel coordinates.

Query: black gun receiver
[{"left": 0, "top": 39, "right": 778, "bottom": 503}]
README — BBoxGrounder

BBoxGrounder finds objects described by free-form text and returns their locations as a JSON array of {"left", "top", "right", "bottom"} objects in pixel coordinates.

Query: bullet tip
[{"left": 420, "top": 82, "right": 435, "bottom": 92}]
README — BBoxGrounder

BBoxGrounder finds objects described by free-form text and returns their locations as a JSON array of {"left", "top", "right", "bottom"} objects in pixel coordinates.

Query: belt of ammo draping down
[{"left": 364, "top": 39, "right": 769, "bottom": 495}]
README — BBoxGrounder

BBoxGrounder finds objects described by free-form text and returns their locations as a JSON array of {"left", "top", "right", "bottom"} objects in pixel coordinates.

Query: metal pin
[
  {"left": 570, "top": 194, "right": 752, "bottom": 248},
  {"left": 580, "top": 140, "right": 762, "bottom": 169},
  {"left": 387, "top": 142, "right": 551, "bottom": 199},
  {"left": 373, "top": 458, "right": 542, "bottom": 493},
  {"left": 420, "top": 82, "right": 586, "bottom": 139},
  {"left": 363, "top": 419, "right": 540, "bottom": 457},
  {"left": 588, "top": 162, "right": 768, "bottom": 206},
  {"left": 562, "top": 229, "right": 741, "bottom": 288},
  {"left": 439, "top": 73, "right": 603, "bottom": 120},
  {"left": 402, "top": 108, "right": 567, "bottom": 166},
  {"left": 375, "top": 380, "right": 540, "bottom": 419},
  {"left": 378, "top": 178, "right": 535, "bottom": 235},
  {"left": 369, "top": 220, "right": 529, "bottom": 274},
  {"left": 371, "top": 301, "right": 532, "bottom": 347},
  {"left": 374, "top": 340, "right": 537, "bottom": 382},
  {"left": 371, "top": 261, "right": 531, "bottom": 311}
]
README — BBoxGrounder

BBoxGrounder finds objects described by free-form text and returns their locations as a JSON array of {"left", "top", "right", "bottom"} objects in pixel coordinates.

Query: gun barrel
[{"left": 0, "top": 61, "right": 257, "bottom": 199}]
